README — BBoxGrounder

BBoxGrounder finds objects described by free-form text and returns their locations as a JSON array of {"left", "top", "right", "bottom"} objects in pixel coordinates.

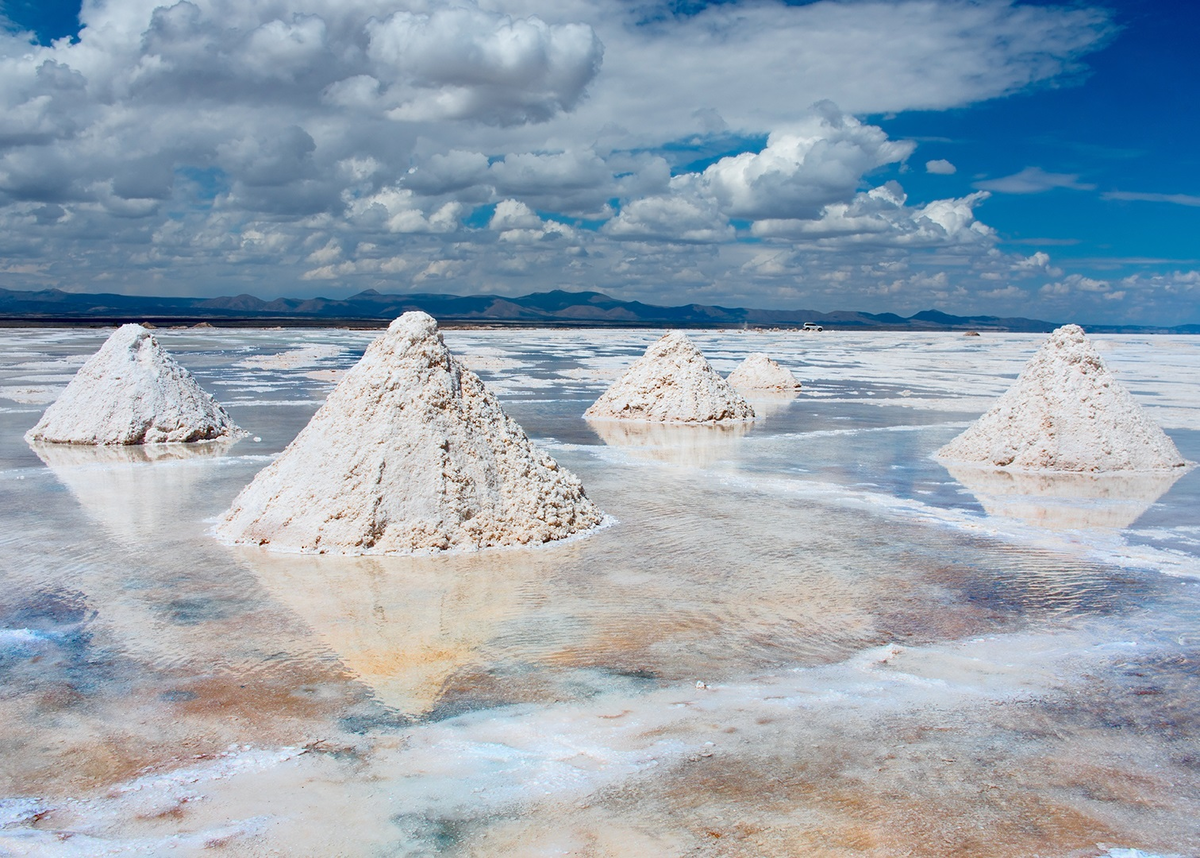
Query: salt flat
[{"left": 0, "top": 327, "right": 1197, "bottom": 857}]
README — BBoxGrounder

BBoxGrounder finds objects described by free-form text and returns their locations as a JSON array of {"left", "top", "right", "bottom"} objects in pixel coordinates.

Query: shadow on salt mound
[
  {"left": 30, "top": 439, "right": 237, "bottom": 546},
  {"left": 239, "top": 545, "right": 564, "bottom": 717},
  {"left": 942, "top": 462, "right": 1188, "bottom": 531},
  {"left": 586, "top": 417, "right": 752, "bottom": 467}
]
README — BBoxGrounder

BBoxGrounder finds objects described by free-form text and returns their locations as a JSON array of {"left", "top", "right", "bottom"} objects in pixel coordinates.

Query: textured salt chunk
[
  {"left": 936, "top": 324, "right": 1187, "bottom": 472},
  {"left": 727, "top": 352, "right": 802, "bottom": 394},
  {"left": 24, "top": 324, "right": 243, "bottom": 445},
  {"left": 216, "top": 311, "right": 604, "bottom": 554},
  {"left": 584, "top": 332, "right": 755, "bottom": 423}
]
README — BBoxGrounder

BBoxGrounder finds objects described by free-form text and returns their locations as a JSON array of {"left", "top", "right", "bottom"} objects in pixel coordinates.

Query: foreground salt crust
[
  {"left": 936, "top": 324, "right": 1187, "bottom": 472},
  {"left": 727, "top": 352, "right": 802, "bottom": 394},
  {"left": 216, "top": 312, "right": 603, "bottom": 554},
  {"left": 24, "top": 323, "right": 242, "bottom": 445},
  {"left": 585, "top": 331, "right": 754, "bottom": 423}
]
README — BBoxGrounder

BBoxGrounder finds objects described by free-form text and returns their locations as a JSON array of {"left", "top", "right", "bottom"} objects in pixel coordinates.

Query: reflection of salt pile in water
[
  {"left": 217, "top": 312, "right": 603, "bottom": 554},
  {"left": 727, "top": 352, "right": 802, "bottom": 395},
  {"left": 243, "top": 549, "right": 553, "bottom": 716},
  {"left": 584, "top": 332, "right": 754, "bottom": 423},
  {"left": 25, "top": 324, "right": 242, "bottom": 445},
  {"left": 942, "top": 463, "right": 1185, "bottom": 530},
  {"left": 936, "top": 324, "right": 1187, "bottom": 472},
  {"left": 30, "top": 440, "right": 235, "bottom": 545},
  {"left": 587, "top": 417, "right": 752, "bottom": 467}
]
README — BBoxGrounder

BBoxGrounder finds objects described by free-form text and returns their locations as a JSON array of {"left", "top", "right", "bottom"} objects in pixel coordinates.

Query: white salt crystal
[
  {"left": 584, "top": 332, "right": 755, "bottom": 423},
  {"left": 936, "top": 324, "right": 1187, "bottom": 472},
  {"left": 216, "top": 312, "right": 603, "bottom": 554},
  {"left": 24, "top": 324, "right": 242, "bottom": 445},
  {"left": 726, "top": 352, "right": 802, "bottom": 395}
]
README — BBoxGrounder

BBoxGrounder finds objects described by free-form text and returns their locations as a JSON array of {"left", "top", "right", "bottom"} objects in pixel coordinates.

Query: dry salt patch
[
  {"left": 726, "top": 352, "right": 802, "bottom": 395},
  {"left": 216, "top": 312, "right": 604, "bottom": 554},
  {"left": 24, "top": 324, "right": 244, "bottom": 446},
  {"left": 234, "top": 344, "right": 346, "bottom": 370},
  {"left": 0, "top": 385, "right": 62, "bottom": 405},
  {"left": 305, "top": 368, "right": 346, "bottom": 383},
  {"left": 12, "top": 356, "right": 87, "bottom": 372},
  {"left": 585, "top": 332, "right": 754, "bottom": 423},
  {"left": 937, "top": 325, "right": 1189, "bottom": 473},
  {"left": 450, "top": 349, "right": 531, "bottom": 373}
]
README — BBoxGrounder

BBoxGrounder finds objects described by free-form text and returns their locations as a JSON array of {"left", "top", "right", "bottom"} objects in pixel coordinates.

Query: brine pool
[{"left": 1, "top": 326, "right": 1198, "bottom": 857}]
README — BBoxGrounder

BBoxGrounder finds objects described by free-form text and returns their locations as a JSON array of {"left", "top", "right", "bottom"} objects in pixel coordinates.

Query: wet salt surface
[{"left": 1, "top": 327, "right": 1199, "bottom": 856}]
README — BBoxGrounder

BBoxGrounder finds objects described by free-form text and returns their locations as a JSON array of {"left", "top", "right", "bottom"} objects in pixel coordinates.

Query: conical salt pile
[
  {"left": 25, "top": 323, "right": 242, "bottom": 445},
  {"left": 936, "top": 324, "right": 1187, "bottom": 472},
  {"left": 216, "top": 311, "right": 604, "bottom": 554},
  {"left": 727, "top": 352, "right": 802, "bottom": 394},
  {"left": 584, "top": 332, "right": 755, "bottom": 423}
]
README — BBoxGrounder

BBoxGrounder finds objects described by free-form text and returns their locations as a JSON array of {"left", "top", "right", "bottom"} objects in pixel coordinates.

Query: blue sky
[{"left": 1, "top": 0, "right": 1197, "bottom": 325}]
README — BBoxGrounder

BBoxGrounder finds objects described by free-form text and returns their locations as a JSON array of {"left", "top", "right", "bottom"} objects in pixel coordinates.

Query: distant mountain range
[{"left": 2, "top": 286, "right": 1195, "bottom": 333}]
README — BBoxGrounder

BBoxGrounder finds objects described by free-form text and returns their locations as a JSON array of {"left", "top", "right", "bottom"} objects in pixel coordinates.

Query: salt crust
[
  {"left": 235, "top": 344, "right": 345, "bottom": 370},
  {"left": 216, "top": 311, "right": 604, "bottom": 554},
  {"left": 936, "top": 324, "right": 1187, "bottom": 472},
  {"left": 584, "top": 331, "right": 755, "bottom": 423},
  {"left": 24, "top": 324, "right": 243, "bottom": 445},
  {"left": 726, "top": 352, "right": 802, "bottom": 394}
]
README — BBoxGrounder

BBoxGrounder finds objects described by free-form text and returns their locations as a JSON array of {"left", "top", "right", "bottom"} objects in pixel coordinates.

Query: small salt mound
[
  {"left": 727, "top": 352, "right": 802, "bottom": 394},
  {"left": 584, "top": 331, "right": 755, "bottom": 423},
  {"left": 25, "top": 324, "right": 243, "bottom": 445},
  {"left": 936, "top": 324, "right": 1187, "bottom": 472},
  {"left": 216, "top": 311, "right": 604, "bottom": 554}
]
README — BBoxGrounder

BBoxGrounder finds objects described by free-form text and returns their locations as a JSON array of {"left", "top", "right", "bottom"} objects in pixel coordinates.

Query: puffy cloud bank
[{"left": 2, "top": 0, "right": 1171, "bottom": 324}]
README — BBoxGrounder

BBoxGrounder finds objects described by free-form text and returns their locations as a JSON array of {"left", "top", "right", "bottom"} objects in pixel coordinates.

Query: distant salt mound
[
  {"left": 25, "top": 324, "right": 242, "bottom": 445},
  {"left": 727, "top": 352, "right": 802, "bottom": 395},
  {"left": 936, "top": 324, "right": 1187, "bottom": 472},
  {"left": 216, "top": 311, "right": 604, "bottom": 554},
  {"left": 584, "top": 331, "right": 755, "bottom": 423}
]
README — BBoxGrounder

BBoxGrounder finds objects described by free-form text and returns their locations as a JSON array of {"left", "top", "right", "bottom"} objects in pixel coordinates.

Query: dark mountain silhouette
[{"left": 0, "top": 286, "right": 1185, "bottom": 332}]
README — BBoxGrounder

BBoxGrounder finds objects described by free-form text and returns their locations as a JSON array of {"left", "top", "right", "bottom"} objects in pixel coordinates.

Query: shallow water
[{"left": 1, "top": 327, "right": 1198, "bottom": 856}]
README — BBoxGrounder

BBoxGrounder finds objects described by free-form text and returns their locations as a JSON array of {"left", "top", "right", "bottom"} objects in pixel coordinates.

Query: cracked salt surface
[{"left": 1, "top": 328, "right": 1199, "bottom": 856}]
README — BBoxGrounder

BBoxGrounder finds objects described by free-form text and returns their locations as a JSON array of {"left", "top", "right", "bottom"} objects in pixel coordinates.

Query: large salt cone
[
  {"left": 216, "top": 311, "right": 604, "bottom": 555},
  {"left": 943, "top": 462, "right": 1185, "bottom": 530},
  {"left": 726, "top": 352, "right": 802, "bottom": 396},
  {"left": 585, "top": 331, "right": 755, "bottom": 423},
  {"left": 25, "top": 323, "right": 243, "bottom": 445},
  {"left": 936, "top": 324, "right": 1188, "bottom": 472}
]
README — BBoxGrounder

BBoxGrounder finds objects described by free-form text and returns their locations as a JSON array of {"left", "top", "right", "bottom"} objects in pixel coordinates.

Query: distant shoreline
[
  {"left": 2, "top": 315, "right": 1196, "bottom": 334},
  {"left": 0, "top": 315, "right": 788, "bottom": 331},
  {"left": 4, "top": 286, "right": 1198, "bottom": 333}
]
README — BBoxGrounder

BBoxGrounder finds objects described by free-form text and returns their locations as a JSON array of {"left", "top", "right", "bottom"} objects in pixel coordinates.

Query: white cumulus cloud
[{"left": 366, "top": 7, "right": 602, "bottom": 125}]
